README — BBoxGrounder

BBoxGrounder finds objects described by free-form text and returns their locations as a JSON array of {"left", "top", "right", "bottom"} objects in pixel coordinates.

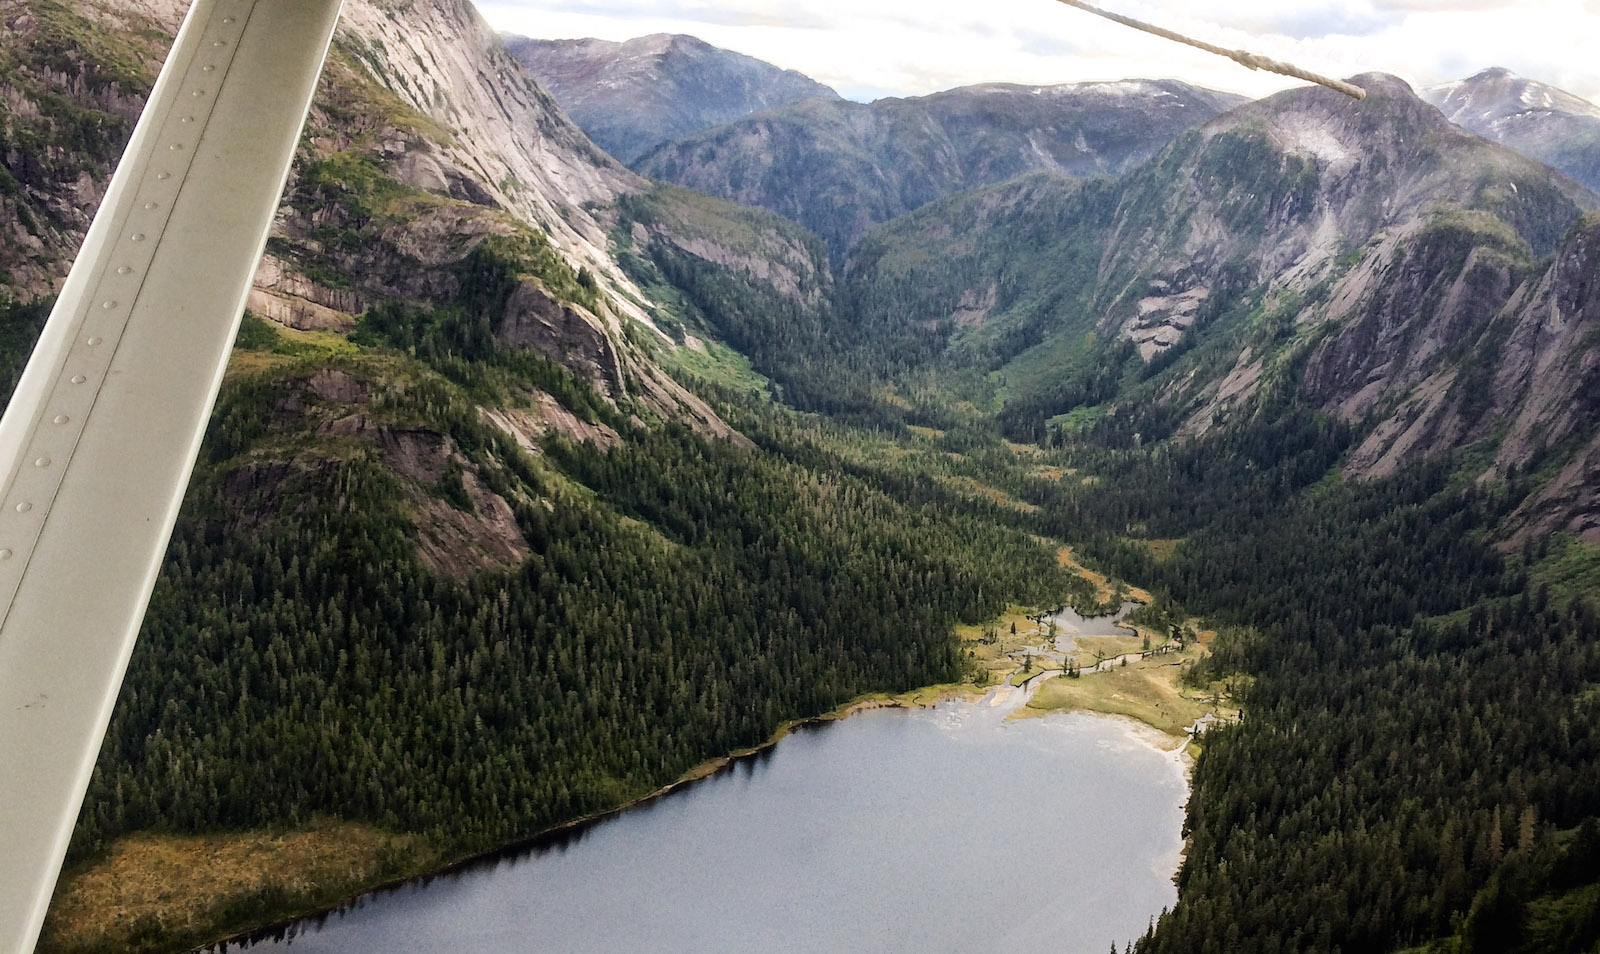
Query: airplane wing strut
[{"left": 0, "top": 1, "right": 343, "bottom": 949}]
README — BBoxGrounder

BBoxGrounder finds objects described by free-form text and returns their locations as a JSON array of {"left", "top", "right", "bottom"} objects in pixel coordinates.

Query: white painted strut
[{"left": 0, "top": 1, "right": 343, "bottom": 950}]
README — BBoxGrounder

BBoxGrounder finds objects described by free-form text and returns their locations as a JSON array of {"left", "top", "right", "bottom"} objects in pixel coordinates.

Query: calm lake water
[
  {"left": 239, "top": 697, "right": 1187, "bottom": 954},
  {"left": 1048, "top": 600, "right": 1143, "bottom": 639}
]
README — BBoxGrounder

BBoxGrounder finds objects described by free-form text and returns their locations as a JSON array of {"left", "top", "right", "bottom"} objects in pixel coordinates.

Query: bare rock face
[
  {"left": 496, "top": 280, "right": 625, "bottom": 399},
  {"left": 1492, "top": 213, "right": 1600, "bottom": 475},
  {"left": 1129, "top": 279, "right": 1209, "bottom": 360},
  {"left": 482, "top": 403, "right": 619, "bottom": 455},
  {"left": 1097, "top": 73, "right": 1595, "bottom": 361},
  {"left": 0, "top": 0, "right": 163, "bottom": 301},
  {"left": 329, "top": 0, "right": 665, "bottom": 327},
  {"left": 78, "top": 0, "right": 189, "bottom": 34},
  {"left": 249, "top": 255, "right": 363, "bottom": 332},
  {"left": 1305, "top": 213, "right": 1531, "bottom": 421},
  {"left": 1511, "top": 434, "right": 1600, "bottom": 545}
]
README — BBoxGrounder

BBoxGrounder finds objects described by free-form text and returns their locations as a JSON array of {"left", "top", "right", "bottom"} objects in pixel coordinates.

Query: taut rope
[{"left": 1050, "top": 0, "right": 1367, "bottom": 100}]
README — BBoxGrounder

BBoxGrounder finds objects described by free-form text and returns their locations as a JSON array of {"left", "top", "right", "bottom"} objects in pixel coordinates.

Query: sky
[{"left": 474, "top": 0, "right": 1600, "bottom": 106}]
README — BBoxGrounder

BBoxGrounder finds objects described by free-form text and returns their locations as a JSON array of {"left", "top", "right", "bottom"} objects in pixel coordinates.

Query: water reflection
[{"left": 234, "top": 699, "right": 1186, "bottom": 954}]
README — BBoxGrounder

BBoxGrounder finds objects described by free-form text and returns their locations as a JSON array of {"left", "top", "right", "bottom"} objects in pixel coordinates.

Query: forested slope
[
  {"left": 3, "top": 1, "right": 1085, "bottom": 950},
  {"left": 8, "top": 1, "right": 1600, "bottom": 953}
]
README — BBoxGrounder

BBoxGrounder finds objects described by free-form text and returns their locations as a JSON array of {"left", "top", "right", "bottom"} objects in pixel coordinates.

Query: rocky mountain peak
[
  {"left": 638, "top": 77, "right": 1247, "bottom": 257},
  {"left": 329, "top": 0, "right": 665, "bottom": 327},
  {"left": 1428, "top": 67, "right": 1600, "bottom": 124},
  {"left": 1097, "top": 70, "right": 1592, "bottom": 362},
  {"left": 506, "top": 32, "right": 839, "bottom": 164},
  {"left": 1422, "top": 67, "right": 1600, "bottom": 194}
]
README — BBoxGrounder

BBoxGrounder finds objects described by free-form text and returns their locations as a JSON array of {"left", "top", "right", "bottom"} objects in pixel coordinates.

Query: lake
[{"left": 239, "top": 694, "right": 1187, "bottom": 954}]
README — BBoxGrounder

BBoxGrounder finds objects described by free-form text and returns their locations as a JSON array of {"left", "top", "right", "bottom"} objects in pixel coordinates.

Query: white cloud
[{"left": 475, "top": 0, "right": 1600, "bottom": 106}]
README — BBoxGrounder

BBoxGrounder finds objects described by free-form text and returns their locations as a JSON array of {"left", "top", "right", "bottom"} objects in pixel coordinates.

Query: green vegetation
[
  {"left": 0, "top": 297, "right": 50, "bottom": 402},
  {"left": 13, "top": 7, "right": 1600, "bottom": 954},
  {"left": 40, "top": 245, "right": 1087, "bottom": 952}
]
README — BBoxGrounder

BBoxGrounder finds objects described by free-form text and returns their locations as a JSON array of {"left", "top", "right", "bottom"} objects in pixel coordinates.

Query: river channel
[{"left": 239, "top": 670, "right": 1187, "bottom": 953}]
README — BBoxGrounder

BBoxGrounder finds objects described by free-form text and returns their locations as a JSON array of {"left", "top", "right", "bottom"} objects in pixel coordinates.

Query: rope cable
[{"left": 1050, "top": 0, "right": 1367, "bottom": 100}]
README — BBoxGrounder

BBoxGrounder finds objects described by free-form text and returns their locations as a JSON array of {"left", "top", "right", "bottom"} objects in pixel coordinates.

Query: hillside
[
  {"left": 2, "top": 1, "right": 1084, "bottom": 951},
  {"left": 1425, "top": 67, "right": 1600, "bottom": 195},
  {"left": 841, "top": 75, "right": 1599, "bottom": 516},
  {"left": 505, "top": 33, "right": 839, "bottom": 164},
  {"left": 636, "top": 78, "right": 1247, "bottom": 257},
  {"left": 8, "top": 3, "right": 1600, "bottom": 954}
]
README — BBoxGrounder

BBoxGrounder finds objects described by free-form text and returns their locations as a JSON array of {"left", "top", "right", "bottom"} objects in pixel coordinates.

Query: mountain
[
  {"left": 1425, "top": 67, "right": 1600, "bottom": 194},
  {"left": 504, "top": 33, "right": 839, "bottom": 165},
  {"left": 4, "top": 2, "right": 1078, "bottom": 951},
  {"left": 636, "top": 79, "right": 1249, "bottom": 257},
  {"left": 841, "top": 73, "right": 1600, "bottom": 533},
  {"left": 830, "top": 74, "right": 1600, "bottom": 954},
  {"left": 12, "top": 3, "right": 1600, "bottom": 953}
]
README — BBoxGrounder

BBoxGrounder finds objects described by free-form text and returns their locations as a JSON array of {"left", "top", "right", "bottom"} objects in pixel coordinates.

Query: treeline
[
  {"left": 69, "top": 342, "right": 1076, "bottom": 859},
  {"left": 991, "top": 385, "right": 1600, "bottom": 954}
]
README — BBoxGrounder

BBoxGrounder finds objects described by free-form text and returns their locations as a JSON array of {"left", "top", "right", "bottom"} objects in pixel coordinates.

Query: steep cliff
[{"left": 1096, "top": 73, "right": 1593, "bottom": 358}]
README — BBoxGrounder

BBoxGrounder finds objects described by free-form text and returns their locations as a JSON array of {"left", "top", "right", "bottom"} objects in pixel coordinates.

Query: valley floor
[{"left": 41, "top": 549, "right": 1227, "bottom": 954}]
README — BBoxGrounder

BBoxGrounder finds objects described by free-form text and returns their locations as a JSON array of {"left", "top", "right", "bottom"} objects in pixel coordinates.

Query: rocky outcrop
[
  {"left": 0, "top": 0, "right": 164, "bottom": 302},
  {"left": 249, "top": 255, "right": 363, "bottom": 332},
  {"left": 482, "top": 402, "right": 619, "bottom": 454},
  {"left": 1303, "top": 212, "right": 1533, "bottom": 424},
  {"left": 1097, "top": 73, "right": 1595, "bottom": 360},
  {"left": 1491, "top": 214, "right": 1600, "bottom": 474},
  {"left": 1300, "top": 212, "right": 1600, "bottom": 540},
  {"left": 496, "top": 280, "right": 625, "bottom": 399},
  {"left": 331, "top": 0, "right": 654, "bottom": 319}
]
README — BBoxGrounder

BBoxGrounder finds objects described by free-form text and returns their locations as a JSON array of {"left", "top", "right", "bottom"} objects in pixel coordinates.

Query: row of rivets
[{"left": 0, "top": 0, "right": 252, "bottom": 624}]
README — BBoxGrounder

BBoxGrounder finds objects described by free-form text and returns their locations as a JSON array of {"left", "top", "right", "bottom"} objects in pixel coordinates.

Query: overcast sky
[{"left": 474, "top": 0, "right": 1600, "bottom": 106}]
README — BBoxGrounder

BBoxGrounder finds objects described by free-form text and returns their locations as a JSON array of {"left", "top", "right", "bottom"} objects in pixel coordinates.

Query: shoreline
[
  {"left": 194, "top": 684, "right": 985, "bottom": 953},
  {"left": 205, "top": 684, "right": 1193, "bottom": 953},
  {"left": 64, "top": 597, "right": 1211, "bottom": 954},
  {"left": 194, "top": 622, "right": 1219, "bottom": 952}
]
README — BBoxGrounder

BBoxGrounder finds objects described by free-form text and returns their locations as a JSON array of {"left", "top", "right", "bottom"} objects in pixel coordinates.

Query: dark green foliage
[
  {"left": 613, "top": 188, "right": 874, "bottom": 415},
  {"left": 0, "top": 297, "right": 50, "bottom": 403},
  {"left": 68, "top": 353, "right": 1072, "bottom": 860},
  {"left": 1022, "top": 390, "right": 1600, "bottom": 954}
]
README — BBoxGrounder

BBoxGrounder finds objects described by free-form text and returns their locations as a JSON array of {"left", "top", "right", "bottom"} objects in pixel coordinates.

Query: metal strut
[{"left": 0, "top": 1, "right": 343, "bottom": 950}]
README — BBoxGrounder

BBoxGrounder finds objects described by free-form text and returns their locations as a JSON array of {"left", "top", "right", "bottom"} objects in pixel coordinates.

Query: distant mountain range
[
  {"left": 503, "top": 33, "right": 839, "bottom": 164},
  {"left": 841, "top": 72, "right": 1600, "bottom": 538},
  {"left": 12, "top": 9, "right": 1600, "bottom": 954},
  {"left": 637, "top": 79, "right": 1249, "bottom": 257},
  {"left": 1425, "top": 67, "right": 1600, "bottom": 195}
]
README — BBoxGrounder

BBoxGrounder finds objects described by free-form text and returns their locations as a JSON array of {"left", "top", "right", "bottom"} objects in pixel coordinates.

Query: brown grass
[
  {"left": 1056, "top": 547, "right": 1153, "bottom": 604},
  {"left": 937, "top": 476, "right": 1039, "bottom": 512},
  {"left": 1143, "top": 539, "right": 1181, "bottom": 563},
  {"left": 1018, "top": 654, "right": 1208, "bottom": 736},
  {"left": 1066, "top": 634, "right": 1147, "bottom": 661},
  {"left": 42, "top": 823, "right": 435, "bottom": 954},
  {"left": 224, "top": 351, "right": 295, "bottom": 375}
]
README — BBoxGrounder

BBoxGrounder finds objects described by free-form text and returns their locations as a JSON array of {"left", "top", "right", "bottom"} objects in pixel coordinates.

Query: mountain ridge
[
  {"left": 505, "top": 32, "right": 839, "bottom": 164},
  {"left": 635, "top": 77, "right": 1249, "bottom": 258},
  {"left": 1424, "top": 67, "right": 1600, "bottom": 195}
]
